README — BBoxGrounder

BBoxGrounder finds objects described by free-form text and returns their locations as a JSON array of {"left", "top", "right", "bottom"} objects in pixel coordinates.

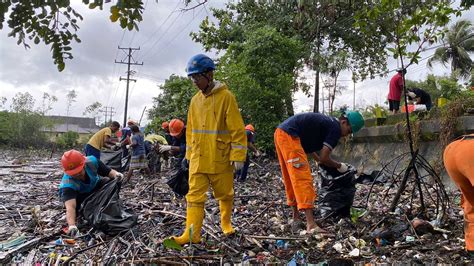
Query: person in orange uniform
[
  {"left": 274, "top": 111, "right": 364, "bottom": 232},
  {"left": 169, "top": 54, "right": 247, "bottom": 245},
  {"left": 444, "top": 135, "right": 474, "bottom": 254}
]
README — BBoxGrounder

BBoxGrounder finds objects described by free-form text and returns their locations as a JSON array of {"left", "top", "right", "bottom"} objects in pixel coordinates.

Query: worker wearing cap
[
  {"left": 444, "top": 134, "right": 474, "bottom": 254},
  {"left": 388, "top": 68, "right": 407, "bottom": 114},
  {"left": 235, "top": 124, "right": 261, "bottom": 182},
  {"left": 59, "top": 150, "right": 124, "bottom": 236},
  {"left": 118, "top": 120, "right": 138, "bottom": 158},
  {"left": 169, "top": 54, "right": 247, "bottom": 245},
  {"left": 85, "top": 121, "right": 120, "bottom": 160},
  {"left": 274, "top": 111, "right": 364, "bottom": 232},
  {"left": 162, "top": 121, "right": 173, "bottom": 145},
  {"left": 158, "top": 119, "right": 186, "bottom": 168}
]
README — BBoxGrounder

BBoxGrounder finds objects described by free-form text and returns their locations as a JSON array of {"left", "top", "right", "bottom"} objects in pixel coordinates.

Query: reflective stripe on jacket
[
  {"left": 59, "top": 156, "right": 100, "bottom": 194},
  {"left": 186, "top": 82, "right": 247, "bottom": 174}
]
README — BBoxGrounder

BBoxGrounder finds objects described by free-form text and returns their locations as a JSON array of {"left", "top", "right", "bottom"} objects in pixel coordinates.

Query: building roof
[{"left": 43, "top": 115, "right": 101, "bottom": 134}]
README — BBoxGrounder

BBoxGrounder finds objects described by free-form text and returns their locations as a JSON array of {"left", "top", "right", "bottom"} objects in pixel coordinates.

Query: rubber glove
[
  {"left": 337, "top": 162, "right": 349, "bottom": 173},
  {"left": 68, "top": 225, "right": 79, "bottom": 237},
  {"left": 232, "top": 161, "right": 245, "bottom": 171},
  {"left": 159, "top": 145, "right": 172, "bottom": 153}
]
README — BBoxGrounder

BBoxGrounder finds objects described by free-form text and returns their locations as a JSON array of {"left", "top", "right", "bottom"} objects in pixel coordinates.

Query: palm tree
[{"left": 427, "top": 20, "right": 474, "bottom": 79}]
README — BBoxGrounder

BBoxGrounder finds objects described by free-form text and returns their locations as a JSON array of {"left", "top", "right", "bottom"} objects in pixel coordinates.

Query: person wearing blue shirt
[
  {"left": 59, "top": 150, "right": 123, "bottom": 236},
  {"left": 125, "top": 125, "right": 151, "bottom": 182},
  {"left": 158, "top": 119, "right": 187, "bottom": 168},
  {"left": 274, "top": 111, "right": 364, "bottom": 233}
]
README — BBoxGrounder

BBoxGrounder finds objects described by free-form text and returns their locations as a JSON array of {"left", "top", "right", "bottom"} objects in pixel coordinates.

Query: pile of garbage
[{"left": 0, "top": 150, "right": 471, "bottom": 264}]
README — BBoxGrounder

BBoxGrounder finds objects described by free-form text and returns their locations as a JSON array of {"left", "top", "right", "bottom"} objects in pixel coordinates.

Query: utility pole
[
  {"left": 101, "top": 106, "right": 115, "bottom": 125},
  {"left": 115, "top": 47, "right": 143, "bottom": 127}
]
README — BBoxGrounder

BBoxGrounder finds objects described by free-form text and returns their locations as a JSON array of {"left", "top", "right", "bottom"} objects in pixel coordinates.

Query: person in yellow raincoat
[{"left": 170, "top": 54, "right": 247, "bottom": 245}]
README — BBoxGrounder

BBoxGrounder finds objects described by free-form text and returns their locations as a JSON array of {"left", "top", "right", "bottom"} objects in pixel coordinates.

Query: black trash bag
[
  {"left": 166, "top": 159, "right": 189, "bottom": 197},
  {"left": 318, "top": 165, "right": 357, "bottom": 219},
  {"left": 354, "top": 170, "right": 388, "bottom": 184},
  {"left": 100, "top": 150, "right": 129, "bottom": 172},
  {"left": 80, "top": 180, "right": 137, "bottom": 235}
]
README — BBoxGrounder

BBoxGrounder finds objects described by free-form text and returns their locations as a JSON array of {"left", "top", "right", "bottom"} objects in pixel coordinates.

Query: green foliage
[
  {"left": 217, "top": 26, "right": 304, "bottom": 153},
  {"left": 147, "top": 75, "right": 196, "bottom": 126},
  {"left": 0, "top": 0, "right": 144, "bottom": 71},
  {"left": 361, "top": 104, "right": 389, "bottom": 120},
  {"left": 1, "top": 92, "right": 52, "bottom": 148},
  {"left": 191, "top": 1, "right": 390, "bottom": 81},
  {"left": 56, "top": 131, "right": 80, "bottom": 149},
  {"left": 6, "top": 111, "right": 50, "bottom": 148},
  {"left": 354, "top": 0, "right": 464, "bottom": 70},
  {"left": 427, "top": 20, "right": 474, "bottom": 80},
  {"left": 38, "top": 92, "right": 58, "bottom": 115}
]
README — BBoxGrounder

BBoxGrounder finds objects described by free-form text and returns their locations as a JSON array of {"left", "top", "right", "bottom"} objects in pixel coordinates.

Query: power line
[
  {"left": 115, "top": 47, "right": 144, "bottom": 126},
  {"left": 137, "top": 3, "right": 183, "bottom": 61},
  {"left": 106, "top": 29, "right": 127, "bottom": 108},
  {"left": 146, "top": 6, "right": 205, "bottom": 61}
]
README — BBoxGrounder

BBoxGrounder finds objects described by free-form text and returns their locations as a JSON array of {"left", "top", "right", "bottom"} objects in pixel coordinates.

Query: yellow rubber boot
[
  {"left": 219, "top": 200, "right": 235, "bottom": 235},
  {"left": 172, "top": 204, "right": 204, "bottom": 245}
]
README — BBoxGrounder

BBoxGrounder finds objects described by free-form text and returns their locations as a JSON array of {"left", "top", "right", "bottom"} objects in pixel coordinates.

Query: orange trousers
[
  {"left": 274, "top": 128, "right": 315, "bottom": 210},
  {"left": 444, "top": 134, "right": 474, "bottom": 251}
]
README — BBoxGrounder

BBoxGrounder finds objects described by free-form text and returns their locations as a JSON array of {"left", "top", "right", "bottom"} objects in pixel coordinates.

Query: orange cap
[
  {"left": 169, "top": 119, "right": 185, "bottom": 136},
  {"left": 245, "top": 124, "right": 255, "bottom": 132},
  {"left": 162, "top": 121, "right": 169, "bottom": 129},
  {"left": 61, "top": 150, "right": 86, "bottom": 176}
]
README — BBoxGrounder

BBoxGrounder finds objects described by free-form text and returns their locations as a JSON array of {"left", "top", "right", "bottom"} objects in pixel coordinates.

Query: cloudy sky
[{"left": 0, "top": 1, "right": 472, "bottom": 126}]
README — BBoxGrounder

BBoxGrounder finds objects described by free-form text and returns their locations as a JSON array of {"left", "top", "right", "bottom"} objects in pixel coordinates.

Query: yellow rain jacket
[{"left": 186, "top": 81, "right": 247, "bottom": 174}]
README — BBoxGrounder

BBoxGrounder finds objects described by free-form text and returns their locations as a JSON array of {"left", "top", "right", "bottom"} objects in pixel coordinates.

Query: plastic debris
[
  {"left": 349, "top": 248, "right": 360, "bottom": 257},
  {"left": 333, "top": 242, "right": 343, "bottom": 253}
]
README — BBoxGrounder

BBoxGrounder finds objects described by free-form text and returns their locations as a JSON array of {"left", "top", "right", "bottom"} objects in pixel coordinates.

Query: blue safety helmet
[{"left": 186, "top": 54, "right": 216, "bottom": 76}]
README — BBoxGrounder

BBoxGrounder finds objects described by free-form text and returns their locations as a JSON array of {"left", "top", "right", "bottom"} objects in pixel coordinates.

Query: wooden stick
[
  {"left": 0, "top": 165, "right": 26, "bottom": 168},
  {"left": 246, "top": 235, "right": 306, "bottom": 241},
  {"left": 11, "top": 169, "right": 48, "bottom": 175},
  {"left": 245, "top": 202, "right": 272, "bottom": 226}
]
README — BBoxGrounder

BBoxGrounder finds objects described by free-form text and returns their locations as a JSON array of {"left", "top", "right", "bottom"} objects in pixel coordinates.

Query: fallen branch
[{"left": 246, "top": 235, "right": 306, "bottom": 241}]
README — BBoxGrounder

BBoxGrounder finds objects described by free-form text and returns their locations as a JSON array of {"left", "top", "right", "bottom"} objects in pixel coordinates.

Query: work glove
[
  {"left": 126, "top": 145, "right": 131, "bottom": 150},
  {"left": 408, "top": 92, "right": 416, "bottom": 99},
  {"left": 232, "top": 161, "right": 245, "bottom": 171},
  {"left": 337, "top": 162, "right": 349, "bottom": 173},
  {"left": 159, "top": 145, "right": 172, "bottom": 153},
  {"left": 115, "top": 142, "right": 122, "bottom": 147},
  {"left": 115, "top": 172, "right": 124, "bottom": 182},
  {"left": 254, "top": 150, "right": 261, "bottom": 157},
  {"left": 68, "top": 225, "right": 79, "bottom": 237}
]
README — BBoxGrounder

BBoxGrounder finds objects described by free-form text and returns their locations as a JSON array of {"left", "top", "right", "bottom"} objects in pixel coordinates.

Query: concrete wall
[{"left": 331, "top": 115, "right": 474, "bottom": 186}]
